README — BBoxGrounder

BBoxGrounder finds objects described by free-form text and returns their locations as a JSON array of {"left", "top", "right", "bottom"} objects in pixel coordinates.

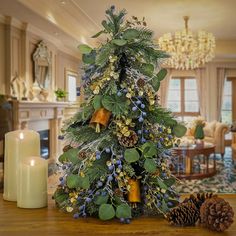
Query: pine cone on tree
[
  {"left": 183, "top": 192, "right": 217, "bottom": 210},
  {"left": 136, "top": 78, "right": 145, "bottom": 88},
  {"left": 166, "top": 201, "right": 199, "bottom": 226},
  {"left": 200, "top": 197, "right": 234, "bottom": 232},
  {"left": 63, "top": 145, "right": 72, "bottom": 153},
  {"left": 118, "top": 130, "right": 138, "bottom": 147}
]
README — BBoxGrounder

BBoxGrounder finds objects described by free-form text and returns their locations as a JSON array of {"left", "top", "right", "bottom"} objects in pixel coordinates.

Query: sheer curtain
[
  {"left": 159, "top": 69, "right": 172, "bottom": 107},
  {"left": 195, "top": 68, "right": 206, "bottom": 119},
  {"left": 216, "top": 68, "right": 226, "bottom": 121}
]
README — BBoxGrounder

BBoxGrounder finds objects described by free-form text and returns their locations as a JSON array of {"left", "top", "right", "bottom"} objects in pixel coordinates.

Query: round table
[{"left": 172, "top": 142, "right": 216, "bottom": 180}]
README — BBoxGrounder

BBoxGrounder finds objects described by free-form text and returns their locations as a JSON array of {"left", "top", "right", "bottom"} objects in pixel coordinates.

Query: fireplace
[
  {"left": 39, "top": 130, "right": 50, "bottom": 159},
  {"left": 11, "top": 100, "right": 69, "bottom": 163}
]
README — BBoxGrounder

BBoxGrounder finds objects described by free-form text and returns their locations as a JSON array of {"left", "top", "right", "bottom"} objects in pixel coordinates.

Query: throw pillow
[{"left": 203, "top": 120, "right": 217, "bottom": 137}]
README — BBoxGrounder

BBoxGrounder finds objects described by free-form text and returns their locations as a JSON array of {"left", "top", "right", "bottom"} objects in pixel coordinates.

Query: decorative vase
[
  {"left": 194, "top": 124, "right": 204, "bottom": 140},
  {"left": 40, "top": 89, "right": 49, "bottom": 102},
  {"left": 127, "top": 179, "right": 141, "bottom": 203},
  {"left": 31, "top": 81, "right": 41, "bottom": 102},
  {"left": 90, "top": 108, "right": 111, "bottom": 133}
]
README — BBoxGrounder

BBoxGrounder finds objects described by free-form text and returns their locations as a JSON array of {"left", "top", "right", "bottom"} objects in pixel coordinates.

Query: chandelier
[{"left": 158, "top": 16, "right": 215, "bottom": 70}]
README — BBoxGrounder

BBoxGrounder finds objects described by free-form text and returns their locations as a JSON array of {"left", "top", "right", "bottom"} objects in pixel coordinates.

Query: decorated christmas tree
[{"left": 54, "top": 6, "right": 186, "bottom": 223}]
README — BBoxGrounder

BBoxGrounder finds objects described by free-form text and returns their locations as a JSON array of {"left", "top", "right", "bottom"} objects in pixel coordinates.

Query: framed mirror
[{"left": 33, "top": 41, "right": 52, "bottom": 89}]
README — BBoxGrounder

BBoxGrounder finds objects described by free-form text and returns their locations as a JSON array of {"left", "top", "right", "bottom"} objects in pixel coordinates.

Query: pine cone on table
[
  {"left": 118, "top": 130, "right": 138, "bottom": 147},
  {"left": 166, "top": 201, "right": 199, "bottom": 226},
  {"left": 183, "top": 192, "right": 217, "bottom": 210},
  {"left": 200, "top": 197, "right": 234, "bottom": 232}
]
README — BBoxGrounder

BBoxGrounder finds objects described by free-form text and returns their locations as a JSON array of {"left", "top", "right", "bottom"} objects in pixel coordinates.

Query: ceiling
[{"left": 1, "top": 0, "right": 236, "bottom": 56}]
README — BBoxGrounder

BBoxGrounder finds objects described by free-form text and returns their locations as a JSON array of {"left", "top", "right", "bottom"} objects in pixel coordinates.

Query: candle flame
[
  {"left": 30, "top": 160, "right": 35, "bottom": 166},
  {"left": 19, "top": 132, "right": 24, "bottom": 140}
]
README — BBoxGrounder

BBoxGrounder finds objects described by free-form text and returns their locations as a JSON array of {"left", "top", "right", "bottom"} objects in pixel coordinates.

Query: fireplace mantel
[{"left": 12, "top": 101, "right": 69, "bottom": 163}]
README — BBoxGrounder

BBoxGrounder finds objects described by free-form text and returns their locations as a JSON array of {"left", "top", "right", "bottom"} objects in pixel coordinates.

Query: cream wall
[{"left": 0, "top": 23, "right": 6, "bottom": 94}]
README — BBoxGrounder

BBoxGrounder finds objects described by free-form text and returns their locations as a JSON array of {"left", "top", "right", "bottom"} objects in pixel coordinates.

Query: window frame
[{"left": 168, "top": 77, "right": 200, "bottom": 119}]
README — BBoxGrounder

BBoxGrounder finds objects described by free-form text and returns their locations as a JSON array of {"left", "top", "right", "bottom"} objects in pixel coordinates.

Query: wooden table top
[{"left": 0, "top": 194, "right": 236, "bottom": 236}]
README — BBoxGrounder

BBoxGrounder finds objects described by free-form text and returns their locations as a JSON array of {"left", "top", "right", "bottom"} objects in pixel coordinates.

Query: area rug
[{"left": 177, "top": 147, "right": 236, "bottom": 193}]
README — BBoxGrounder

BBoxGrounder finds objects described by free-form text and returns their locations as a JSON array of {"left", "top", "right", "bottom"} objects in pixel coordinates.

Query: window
[
  {"left": 65, "top": 70, "right": 78, "bottom": 102},
  {"left": 167, "top": 77, "right": 200, "bottom": 121},
  {"left": 221, "top": 80, "right": 232, "bottom": 124}
]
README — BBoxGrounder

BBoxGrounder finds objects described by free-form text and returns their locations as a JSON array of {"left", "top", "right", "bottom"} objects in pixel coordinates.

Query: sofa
[
  {"left": 232, "top": 133, "right": 236, "bottom": 162},
  {"left": 186, "top": 120, "right": 229, "bottom": 157}
]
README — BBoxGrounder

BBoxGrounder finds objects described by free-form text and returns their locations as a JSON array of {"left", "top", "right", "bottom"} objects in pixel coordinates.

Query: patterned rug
[{"left": 177, "top": 147, "right": 236, "bottom": 193}]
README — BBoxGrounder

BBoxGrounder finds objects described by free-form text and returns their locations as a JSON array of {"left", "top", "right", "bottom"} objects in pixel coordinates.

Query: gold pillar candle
[
  {"left": 3, "top": 130, "right": 40, "bottom": 201},
  {"left": 128, "top": 179, "right": 141, "bottom": 203},
  {"left": 17, "top": 156, "right": 48, "bottom": 208},
  {"left": 90, "top": 108, "right": 111, "bottom": 132}
]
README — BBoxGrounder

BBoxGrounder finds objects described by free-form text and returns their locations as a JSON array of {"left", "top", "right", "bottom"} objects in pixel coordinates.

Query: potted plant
[{"left": 54, "top": 88, "right": 67, "bottom": 101}]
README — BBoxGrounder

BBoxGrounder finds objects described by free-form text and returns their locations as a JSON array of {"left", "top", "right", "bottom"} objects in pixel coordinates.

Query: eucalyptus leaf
[
  {"left": 116, "top": 204, "right": 132, "bottom": 218},
  {"left": 156, "top": 68, "right": 167, "bottom": 82},
  {"left": 140, "top": 63, "right": 154, "bottom": 77},
  {"left": 78, "top": 44, "right": 93, "bottom": 54},
  {"left": 99, "top": 204, "right": 115, "bottom": 220},
  {"left": 94, "top": 195, "right": 109, "bottom": 205},
  {"left": 93, "top": 95, "right": 103, "bottom": 110},
  {"left": 140, "top": 142, "right": 157, "bottom": 157},
  {"left": 124, "top": 148, "right": 140, "bottom": 163},
  {"left": 82, "top": 51, "right": 96, "bottom": 64},
  {"left": 53, "top": 189, "right": 68, "bottom": 204},
  {"left": 157, "top": 177, "right": 168, "bottom": 190},
  {"left": 58, "top": 148, "right": 79, "bottom": 164},
  {"left": 173, "top": 124, "right": 187, "bottom": 138},
  {"left": 123, "top": 29, "right": 139, "bottom": 40},
  {"left": 144, "top": 158, "right": 156, "bottom": 173},
  {"left": 163, "top": 178, "right": 176, "bottom": 187},
  {"left": 66, "top": 174, "right": 80, "bottom": 189},
  {"left": 102, "top": 95, "right": 129, "bottom": 116},
  {"left": 111, "top": 39, "right": 127, "bottom": 46},
  {"left": 152, "top": 80, "right": 160, "bottom": 92},
  {"left": 78, "top": 176, "right": 90, "bottom": 189}
]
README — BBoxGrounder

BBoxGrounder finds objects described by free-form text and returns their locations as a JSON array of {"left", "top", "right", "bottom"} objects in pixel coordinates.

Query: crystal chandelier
[{"left": 158, "top": 16, "right": 216, "bottom": 70}]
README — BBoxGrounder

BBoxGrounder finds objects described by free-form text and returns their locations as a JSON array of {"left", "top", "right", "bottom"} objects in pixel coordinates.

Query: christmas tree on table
[{"left": 54, "top": 6, "right": 186, "bottom": 223}]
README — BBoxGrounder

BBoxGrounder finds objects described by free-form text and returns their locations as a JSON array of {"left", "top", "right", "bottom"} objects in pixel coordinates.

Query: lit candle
[
  {"left": 17, "top": 156, "right": 48, "bottom": 208},
  {"left": 3, "top": 130, "right": 40, "bottom": 201}
]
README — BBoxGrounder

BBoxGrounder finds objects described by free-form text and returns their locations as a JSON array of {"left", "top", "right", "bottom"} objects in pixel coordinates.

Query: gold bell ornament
[
  {"left": 128, "top": 179, "right": 141, "bottom": 207},
  {"left": 90, "top": 108, "right": 111, "bottom": 133}
]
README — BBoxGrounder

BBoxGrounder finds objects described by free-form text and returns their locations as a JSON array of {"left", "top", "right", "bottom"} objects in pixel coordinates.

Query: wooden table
[
  {"left": 0, "top": 194, "right": 236, "bottom": 236},
  {"left": 172, "top": 143, "right": 216, "bottom": 180}
]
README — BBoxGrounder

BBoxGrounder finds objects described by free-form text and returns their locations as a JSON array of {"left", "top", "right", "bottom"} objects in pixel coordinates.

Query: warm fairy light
[
  {"left": 30, "top": 160, "right": 35, "bottom": 166},
  {"left": 19, "top": 132, "right": 24, "bottom": 140}
]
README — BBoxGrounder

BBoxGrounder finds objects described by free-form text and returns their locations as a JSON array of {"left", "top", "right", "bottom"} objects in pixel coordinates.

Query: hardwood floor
[{"left": 0, "top": 194, "right": 235, "bottom": 236}]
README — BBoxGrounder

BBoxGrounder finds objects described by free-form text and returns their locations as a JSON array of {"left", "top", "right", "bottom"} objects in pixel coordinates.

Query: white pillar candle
[
  {"left": 17, "top": 156, "right": 48, "bottom": 208},
  {"left": 3, "top": 130, "right": 40, "bottom": 201}
]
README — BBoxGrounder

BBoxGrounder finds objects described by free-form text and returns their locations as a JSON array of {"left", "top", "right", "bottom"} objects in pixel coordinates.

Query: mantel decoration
[
  {"left": 54, "top": 6, "right": 187, "bottom": 223},
  {"left": 158, "top": 16, "right": 215, "bottom": 70}
]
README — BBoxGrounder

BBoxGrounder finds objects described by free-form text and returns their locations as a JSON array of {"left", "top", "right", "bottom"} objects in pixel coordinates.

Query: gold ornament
[
  {"left": 128, "top": 179, "right": 141, "bottom": 203},
  {"left": 90, "top": 108, "right": 111, "bottom": 133}
]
